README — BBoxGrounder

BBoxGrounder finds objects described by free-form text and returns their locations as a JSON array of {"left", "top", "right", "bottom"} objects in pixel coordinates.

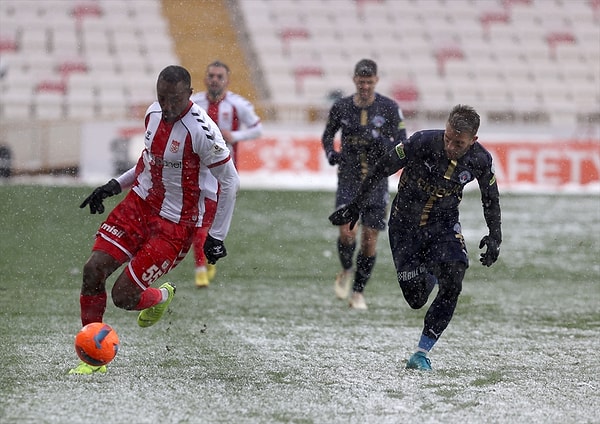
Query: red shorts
[{"left": 93, "top": 191, "right": 196, "bottom": 290}]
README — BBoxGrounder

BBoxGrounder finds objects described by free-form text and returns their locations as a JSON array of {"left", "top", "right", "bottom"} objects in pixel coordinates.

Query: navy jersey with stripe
[
  {"left": 360, "top": 129, "right": 501, "bottom": 238},
  {"left": 322, "top": 93, "right": 407, "bottom": 204}
]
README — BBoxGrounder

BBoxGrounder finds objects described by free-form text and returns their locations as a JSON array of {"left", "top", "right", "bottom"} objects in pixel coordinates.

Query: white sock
[{"left": 160, "top": 288, "right": 169, "bottom": 303}]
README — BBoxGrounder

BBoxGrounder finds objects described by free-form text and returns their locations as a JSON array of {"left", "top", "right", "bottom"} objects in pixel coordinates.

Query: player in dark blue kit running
[
  {"left": 330, "top": 105, "right": 502, "bottom": 370},
  {"left": 322, "top": 59, "right": 407, "bottom": 309}
]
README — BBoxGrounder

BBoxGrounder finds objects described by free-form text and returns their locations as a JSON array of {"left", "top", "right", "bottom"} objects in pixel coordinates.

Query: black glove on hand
[
  {"left": 204, "top": 234, "right": 227, "bottom": 264},
  {"left": 328, "top": 202, "right": 360, "bottom": 230},
  {"left": 479, "top": 235, "right": 500, "bottom": 267},
  {"left": 327, "top": 151, "right": 341, "bottom": 166},
  {"left": 79, "top": 179, "right": 121, "bottom": 214}
]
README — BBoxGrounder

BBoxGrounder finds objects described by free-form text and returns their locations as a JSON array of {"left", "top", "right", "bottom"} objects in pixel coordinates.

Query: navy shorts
[
  {"left": 388, "top": 221, "right": 469, "bottom": 281},
  {"left": 336, "top": 183, "right": 388, "bottom": 231}
]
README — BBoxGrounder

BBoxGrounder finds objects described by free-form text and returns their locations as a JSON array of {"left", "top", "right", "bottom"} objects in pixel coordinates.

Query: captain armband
[{"left": 395, "top": 143, "right": 406, "bottom": 159}]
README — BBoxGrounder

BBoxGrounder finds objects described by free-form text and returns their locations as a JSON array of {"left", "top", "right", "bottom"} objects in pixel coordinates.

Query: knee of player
[
  {"left": 437, "top": 262, "right": 466, "bottom": 299},
  {"left": 82, "top": 258, "right": 108, "bottom": 291},
  {"left": 111, "top": 289, "right": 137, "bottom": 310},
  {"left": 398, "top": 269, "right": 437, "bottom": 309}
]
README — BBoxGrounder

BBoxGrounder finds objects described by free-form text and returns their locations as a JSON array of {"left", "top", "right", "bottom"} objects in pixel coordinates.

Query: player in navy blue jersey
[
  {"left": 322, "top": 59, "right": 407, "bottom": 310},
  {"left": 330, "top": 104, "right": 502, "bottom": 370}
]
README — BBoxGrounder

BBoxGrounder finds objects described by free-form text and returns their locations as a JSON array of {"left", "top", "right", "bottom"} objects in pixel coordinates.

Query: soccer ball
[{"left": 74, "top": 322, "right": 120, "bottom": 366}]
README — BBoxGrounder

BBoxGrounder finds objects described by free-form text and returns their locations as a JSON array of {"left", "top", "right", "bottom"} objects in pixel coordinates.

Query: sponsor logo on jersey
[
  {"left": 145, "top": 130, "right": 152, "bottom": 141},
  {"left": 149, "top": 154, "right": 183, "bottom": 169},
  {"left": 417, "top": 177, "right": 463, "bottom": 197}
]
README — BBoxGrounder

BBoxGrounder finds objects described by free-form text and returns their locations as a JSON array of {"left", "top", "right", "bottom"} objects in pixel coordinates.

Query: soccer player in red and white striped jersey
[
  {"left": 190, "top": 61, "right": 262, "bottom": 287},
  {"left": 70, "top": 66, "right": 239, "bottom": 375}
]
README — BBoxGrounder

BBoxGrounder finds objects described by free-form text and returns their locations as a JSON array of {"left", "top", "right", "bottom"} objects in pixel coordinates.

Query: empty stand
[
  {"left": 237, "top": 0, "right": 599, "bottom": 126},
  {"left": 0, "top": 0, "right": 175, "bottom": 121},
  {"left": 1, "top": 0, "right": 598, "bottom": 127}
]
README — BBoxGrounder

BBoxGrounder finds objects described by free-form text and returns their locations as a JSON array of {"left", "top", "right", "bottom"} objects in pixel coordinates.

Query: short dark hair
[
  {"left": 448, "top": 104, "right": 480, "bottom": 136},
  {"left": 354, "top": 59, "right": 377, "bottom": 77},
  {"left": 158, "top": 65, "right": 191, "bottom": 87},
  {"left": 207, "top": 60, "right": 230, "bottom": 74}
]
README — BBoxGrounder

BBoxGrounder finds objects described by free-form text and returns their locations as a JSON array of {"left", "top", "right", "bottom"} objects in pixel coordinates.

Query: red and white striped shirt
[
  {"left": 190, "top": 90, "right": 262, "bottom": 162},
  {"left": 119, "top": 101, "right": 239, "bottom": 240}
]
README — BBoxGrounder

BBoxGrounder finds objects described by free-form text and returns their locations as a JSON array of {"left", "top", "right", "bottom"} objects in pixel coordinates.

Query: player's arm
[
  {"left": 478, "top": 163, "right": 502, "bottom": 266},
  {"left": 79, "top": 166, "right": 137, "bottom": 214},
  {"left": 229, "top": 121, "right": 263, "bottom": 143},
  {"left": 394, "top": 105, "right": 408, "bottom": 142},
  {"left": 329, "top": 144, "right": 405, "bottom": 227},
  {"left": 204, "top": 158, "right": 240, "bottom": 264},
  {"left": 322, "top": 103, "right": 342, "bottom": 165},
  {"left": 230, "top": 102, "right": 263, "bottom": 142}
]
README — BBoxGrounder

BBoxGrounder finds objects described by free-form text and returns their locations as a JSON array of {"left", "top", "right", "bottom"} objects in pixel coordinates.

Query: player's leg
[
  {"left": 407, "top": 225, "right": 469, "bottom": 371},
  {"left": 71, "top": 194, "right": 139, "bottom": 375},
  {"left": 421, "top": 261, "right": 466, "bottom": 346},
  {"left": 119, "top": 216, "right": 194, "bottom": 327},
  {"left": 80, "top": 251, "right": 122, "bottom": 326},
  {"left": 193, "top": 225, "right": 210, "bottom": 287},
  {"left": 348, "top": 226, "right": 378, "bottom": 309},
  {"left": 333, "top": 187, "right": 358, "bottom": 299},
  {"left": 335, "top": 223, "right": 357, "bottom": 299},
  {"left": 389, "top": 225, "right": 432, "bottom": 309},
  {"left": 78, "top": 193, "right": 143, "bottom": 327},
  {"left": 348, "top": 203, "right": 387, "bottom": 309}
]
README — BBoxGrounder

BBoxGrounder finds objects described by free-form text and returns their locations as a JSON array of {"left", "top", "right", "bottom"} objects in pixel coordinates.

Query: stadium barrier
[{"left": 76, "top": 121, "right": 599, "bottom": 194}]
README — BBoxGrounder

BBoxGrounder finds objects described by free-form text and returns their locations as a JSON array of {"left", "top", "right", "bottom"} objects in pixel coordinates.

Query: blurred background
[{"left": 0, "top": 0, "right": 598, "bottom": 185}]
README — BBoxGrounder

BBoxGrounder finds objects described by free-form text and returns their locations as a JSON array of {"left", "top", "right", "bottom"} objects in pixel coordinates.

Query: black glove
[
  {"left": 479, "top": 235, "right": 500, "bottom": 267},
  {"left": 79, "top": 179, "right": 121, "bottom": 214},
  {"left": 327, "top": 151, "right": 341, "bottom": 166},
  {"left": 204, "top": 234, "right": 227, "bottom": 264},
  {"left": 328, "top": 202, "right": 360, "bottom": 230}
]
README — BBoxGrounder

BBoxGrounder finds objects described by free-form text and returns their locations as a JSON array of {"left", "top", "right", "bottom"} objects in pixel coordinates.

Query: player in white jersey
[
  {"left": 190, "top": 60, "right": 263, "bottom": 287},
  {"left": 70, "top": 66, "right": 240, "bottom": 375}
]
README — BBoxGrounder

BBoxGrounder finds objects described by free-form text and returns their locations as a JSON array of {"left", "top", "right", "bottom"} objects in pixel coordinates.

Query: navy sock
[
  {"left": 353, "top": 253, "right": 376, "bottom": 292},
  {"left": 337, "top": 238, "right": 355, "bottom": 270}
]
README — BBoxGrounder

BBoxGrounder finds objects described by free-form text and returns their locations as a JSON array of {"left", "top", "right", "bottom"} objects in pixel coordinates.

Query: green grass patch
[{"left": 0, "top": 185, "right": 598, "bottom": 423}]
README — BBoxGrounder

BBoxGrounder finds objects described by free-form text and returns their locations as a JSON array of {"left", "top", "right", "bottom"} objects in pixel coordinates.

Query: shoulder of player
[
  {"left": 374, "top": 93, "right": 399, "bottom": 108},
  {"left": 180, "top": 103, "right": 218, "bottom": 134},
  {"left": 190, "top": 91, "right": 206, "bottom": 101},
  {"left": 223, "top": 91, "right": 254, "bottom": 106},
  {"left": 407, "top": 129, "right": 443, "bottom": 144},
  {"left": 468, "top": 141, "right": 494, "bottom": 163},
  {"left": 145, "top": 101, "right": 162, "bottom": 117},
  {"left": 335, "top": 95, "right": 354, "bottom": 107}
]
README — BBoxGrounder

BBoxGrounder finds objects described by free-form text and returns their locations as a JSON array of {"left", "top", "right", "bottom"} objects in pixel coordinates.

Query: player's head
[
  {"left": 204, "top": 60, "right": 230, "bottom": 100},
  {"left": 353, "top": 59, "right": 378, "bottom": 103},
  {"left": 157, "top": 65, "right": 192, "bottom": 123},
  {"left": 444, "top": 104, "right": 480, "bottom": 160}
]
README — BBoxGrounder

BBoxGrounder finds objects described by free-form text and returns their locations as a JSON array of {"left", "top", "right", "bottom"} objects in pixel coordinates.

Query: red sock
[
  {"left": 80, "top": 292, "right": 107, "bottom": 326},
  {"left": 193, "top": 226, "right": 208, "bottom": 267},
  {"left": 133, "top": 287, "right": 163, "bottom": 310}
]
